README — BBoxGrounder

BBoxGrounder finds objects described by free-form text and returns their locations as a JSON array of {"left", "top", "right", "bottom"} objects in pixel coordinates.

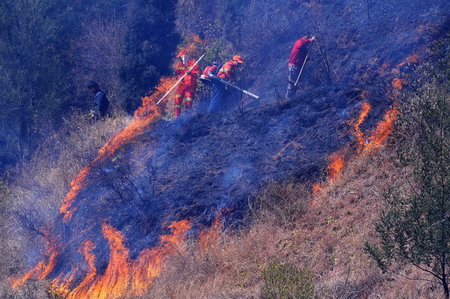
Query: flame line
[{"left": 60, "top": 77, "right": 177, "bottom": 222}]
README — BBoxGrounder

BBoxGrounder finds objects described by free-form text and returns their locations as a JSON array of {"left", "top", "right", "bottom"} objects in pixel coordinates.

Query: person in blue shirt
[{"left": 87, "top": 81, "right": 110, "bottom": 120}]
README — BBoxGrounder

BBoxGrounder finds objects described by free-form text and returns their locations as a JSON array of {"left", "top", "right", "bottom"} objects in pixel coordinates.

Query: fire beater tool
[
  {"left": 294, "top": 53, "right": 309, "bottom": 87},
  {"left": 155, "top": 54, "right": 205, "bottom": 106},
  {"left": 209, "top": 74, "right": 260, "bottom": 99}
]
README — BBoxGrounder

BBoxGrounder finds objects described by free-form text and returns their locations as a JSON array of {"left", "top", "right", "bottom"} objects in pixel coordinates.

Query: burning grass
[
  {"left": 48, "top": 220, "right": 191, "bottom": 299},
  {"left": 1, "top": 113, "right": 129, "bottom": 298},
  {"left": 10, "top": 230, "right": 59, "bottom": 289},
  {"left": 60, "top": 77, "right": 176, "bottom": 222},
  {"left": 143, "top": 145, "right": 439, "bottom": 298},
  {"left": 7, "top": 52, "right": 195, "bottom": 297},
  {"left": 313, "top": 97, "right": 399, "bottom": 196}
]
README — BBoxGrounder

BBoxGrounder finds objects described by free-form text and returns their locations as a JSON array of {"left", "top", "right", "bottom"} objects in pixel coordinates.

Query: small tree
[{"left": 365, "top": 51, "right": 450, "bottom": 297}]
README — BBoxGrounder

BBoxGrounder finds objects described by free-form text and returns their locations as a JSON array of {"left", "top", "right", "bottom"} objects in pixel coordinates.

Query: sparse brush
[
  {"left": 0, "top": 112, "right": 129, "bottom": 298},
  {"left": 252, "top": 181, "right": 311, "bottom": 228},
  {"left": 261, "top": 262, "right": 315, "bottom": 299},
  {"left": 366, "top": 54, "right": 450, "bottom": 298}
]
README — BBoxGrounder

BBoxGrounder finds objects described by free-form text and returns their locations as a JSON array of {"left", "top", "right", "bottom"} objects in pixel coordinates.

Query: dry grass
[
  {"left": 10, "top": 113, "right": 129, "bottom": 214},
  {"left": 144, "top": 145, "right": 440, "bottom": 298},
  {"left": 145, "top": 220, "right": 287, "bottom": 299},
  {"left": 1, "top": 121, "right": 440, "bottom": 298},
  {"left": 0, "top": 112, "right": 130, "bottom": 298}
]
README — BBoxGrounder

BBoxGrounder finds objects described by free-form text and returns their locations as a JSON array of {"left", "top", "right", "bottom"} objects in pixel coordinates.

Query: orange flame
[
  {"left": 16, "top": 76, "right": 181, "bottom": 295},
  {"left": 311, "top": 184, "right": 323, "bottom": 195},
  {"left": 51, "top": 269, "right": 77, "bottom": 297},
  {"left": 312, "top": 149, "right": 346, "bottom": 195},
  {"left": 312, "top": 100, "right": 372, "bottom": 195},
  {"left": 313, "top": 104, "right": 398, "bottom": 195},
  {"left": 392, "top": 78, "right": 407, "bottom": 90},
  {"left": 364, "top": 106, "right": 399, "bottom": 151},
  {"left": 397, "top": 53, "right": 419, "bottom": 67},
  {"left": 131, "top": 220, "right": 191, "bottom": 296},
  {"left": 60, "top": 166, "right": 92, "bottom": 221},
  {"left": 75, "top": 222, "right": 132, "bottom": 298},
  {"left": 391, "top": 52, "right": 418, "bottom": 90},
  {"left": 60, "top": 77, "right": 177, "bottom": 222},
  {"left": 351, "top": 102, "right": 372, "bottom": 149},
  {"left": 11, "top": 231, "right": 59, "bottom": 289},
  {"left": 48, "top": 220, "right": 191, "bottom": 298},
  {"left": 62, "top": 240, "right": 98, "bottom": 298},
  {"left": 313, "top": 51, "right": 414, "bottom": 195},
  {"left": 61, "top": 38, "right": 202, "bottom": 220},
  {"left": 327, "top": 152, "right": 345, "bottom": 183},
  {"left": 198, "top": 216, "right": 223, "bottom": 252}
]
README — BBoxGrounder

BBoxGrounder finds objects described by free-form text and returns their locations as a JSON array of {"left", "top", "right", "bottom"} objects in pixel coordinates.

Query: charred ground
[{"left": 53, "top": 85, "right": 382, "bottom": 278}]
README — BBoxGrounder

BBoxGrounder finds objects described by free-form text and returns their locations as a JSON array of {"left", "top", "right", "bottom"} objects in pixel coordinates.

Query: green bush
[
  {"left": 262, "top": 262, "right": 314, "bottom": 299},
  {"left": 365, "top": 38, "right": 450, "bottom": 298}
]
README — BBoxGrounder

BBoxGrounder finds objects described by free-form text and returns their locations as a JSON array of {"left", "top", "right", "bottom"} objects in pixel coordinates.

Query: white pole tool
[
  {"left": 155, "top": 54, "right": 205, "bottom": 106},
  {"left": 294, "top": 53, "right": 309, "bottom": 87},
  {"left": 210, "top": 75, "right": 260, "bottom": 99}
]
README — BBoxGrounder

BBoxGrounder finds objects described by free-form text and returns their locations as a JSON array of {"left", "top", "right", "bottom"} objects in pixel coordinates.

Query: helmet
[
  {"left": 177, "top": 50, "right": 188, "bottom": 57},
  {"left": 233, "top": 55, "right": 244, "bottom": 64},
  {"left": 87, "top": 81, "right": 98, "bottom": 89}
]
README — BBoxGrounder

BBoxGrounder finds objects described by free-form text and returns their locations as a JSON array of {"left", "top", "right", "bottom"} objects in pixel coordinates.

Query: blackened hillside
[{"left": 49, "top": 86, "right": 382, "bottom": 287}]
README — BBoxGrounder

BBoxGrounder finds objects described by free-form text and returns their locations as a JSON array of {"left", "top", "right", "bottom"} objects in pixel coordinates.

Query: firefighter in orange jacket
[
  {"left": 174, "top": 50, "right": 201, "bottom": 117},
  {"left": 208, "top": 55, "right": 244, "bottom": 113}
]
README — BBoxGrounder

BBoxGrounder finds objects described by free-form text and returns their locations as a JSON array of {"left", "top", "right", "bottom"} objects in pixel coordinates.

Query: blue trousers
[
  {"left": 208, "top": 81, "right": 225, "bottom": 113},
  {"left": 286, "top": 64, "right": 301, "bottom": 99}
]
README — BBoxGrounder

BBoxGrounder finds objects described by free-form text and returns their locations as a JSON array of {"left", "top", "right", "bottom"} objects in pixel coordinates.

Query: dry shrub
[
  {"left": 9, "top": 113, "right": 129, "bottom": 221},
  {"left": 145, "top": 220, "right": 288, "bottom": 299},
  {"left": 0, "top": 112, "right": 129, "bottom": 298},
  {"left": 298, "top": 146, "right": 439, "bottom": 298},
  {"left": 252, "top": 181, "right": 312, "bottom": 228},
  {"left": 142, "top": 182, "right": 311, "bottom": 298}
]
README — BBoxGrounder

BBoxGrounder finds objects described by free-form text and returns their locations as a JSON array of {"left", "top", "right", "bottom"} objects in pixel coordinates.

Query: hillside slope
[
  {"left": 4, "top": 0, "right": 449, "bottom": 298},
  {"left": 46, "top": 86, "right": 384, "bottom": 285},
  {"left": 145, "top": 146, "right": 434, "bottom": 298}
]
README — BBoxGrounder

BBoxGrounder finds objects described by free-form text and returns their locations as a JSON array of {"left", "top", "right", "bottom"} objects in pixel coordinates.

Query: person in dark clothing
[
  {"left": 198, "top": 62, "right": 220, "bottom": 114},
  {"left": 208, "top": 80, "right": 225, "bottom": 113},
  {"left": 87, "top": 81, "right": 110, "bottom": 120},
  {"left": 208, "top": 55, "right": 244, "bottom": 113},
  {"left": 286, "top": 35, "right": 315, "bottom": 100}
]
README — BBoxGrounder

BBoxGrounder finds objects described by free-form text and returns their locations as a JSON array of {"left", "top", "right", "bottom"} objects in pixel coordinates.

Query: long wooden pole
[
  {"left": 155, "top": 54, "right": 205, "bottom": 106},
  {"left": 294, "top": 53, "right": 309, "bottom": 87}
]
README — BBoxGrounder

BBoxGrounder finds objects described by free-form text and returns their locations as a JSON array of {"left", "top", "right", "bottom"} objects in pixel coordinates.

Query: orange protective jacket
[
  {"left": 217, "top": 60, "right": 239, "bottom": 81},
  {"left": 175, "top": 59, "right": 201, "bottom": 88}
]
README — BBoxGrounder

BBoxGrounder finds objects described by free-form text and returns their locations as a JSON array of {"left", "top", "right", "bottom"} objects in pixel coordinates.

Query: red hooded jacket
[{"left": 289, "top": 38, "right": 313, "bottom": 66}]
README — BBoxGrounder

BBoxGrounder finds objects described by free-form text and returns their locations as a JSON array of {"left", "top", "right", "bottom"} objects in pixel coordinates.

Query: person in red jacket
[
  {"left": 174, "top": 50, "right": 201, "bottom": 117},
  {"left": 286, "top": 35, "right": 315, "bottom": 100},
  {"left": 200, "top": 62, "right": 220, "bottom": 84},
  {"left": 208, "top": 55, "right": 244, "bottom": 113}
]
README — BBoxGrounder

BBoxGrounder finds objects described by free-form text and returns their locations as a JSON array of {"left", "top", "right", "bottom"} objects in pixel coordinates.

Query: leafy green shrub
[
  {"left": 262, "top": 262, "right": 314, "bottom": 299},
  {"left": 365, "top": 39, "right": 450, "bottom": 298}
]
